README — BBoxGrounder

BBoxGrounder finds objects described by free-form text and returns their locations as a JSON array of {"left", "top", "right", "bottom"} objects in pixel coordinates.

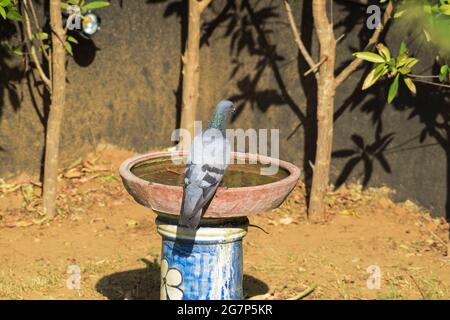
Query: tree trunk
[
  {"left": 284, "top": 0, "right": 392, "bottom": 222},
  {"left": 308, "top": 0, "right": 336, "bottom": 222},
  {"left": 180, "top": 0, "right": 203, "bottom": 149},
  {"left": 43, "top": 0, "right": 66, "bottom": 218}
]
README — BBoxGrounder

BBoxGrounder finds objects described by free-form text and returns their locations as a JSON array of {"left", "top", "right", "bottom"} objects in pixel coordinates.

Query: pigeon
[{"left": 179, "top": 100, "right": 236, "bottom": 229}]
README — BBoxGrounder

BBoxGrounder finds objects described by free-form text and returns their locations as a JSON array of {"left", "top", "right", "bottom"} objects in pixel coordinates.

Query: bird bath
[{"left": 119, "top": 151, "right": 300, "bottom": 300}]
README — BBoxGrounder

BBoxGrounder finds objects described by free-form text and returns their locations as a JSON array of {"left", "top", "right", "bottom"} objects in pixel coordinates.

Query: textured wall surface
[{"left": 0, "top": 1, "right": 448, "bottom": 219}]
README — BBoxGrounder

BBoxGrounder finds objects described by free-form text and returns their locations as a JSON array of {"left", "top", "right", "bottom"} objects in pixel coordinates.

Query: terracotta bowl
[{"left": 119, "top": 151, "right": 300, "bottom": 218}]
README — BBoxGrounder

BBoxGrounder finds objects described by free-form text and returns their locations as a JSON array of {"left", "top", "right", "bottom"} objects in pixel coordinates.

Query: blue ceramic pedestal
[{"left": 156, "top": 214, "right": 248, "bottom": 300}]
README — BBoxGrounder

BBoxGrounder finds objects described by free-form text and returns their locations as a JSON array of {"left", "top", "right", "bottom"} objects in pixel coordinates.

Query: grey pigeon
[{"left": 179, "top": 100, "right": 235, "bottom": 229}]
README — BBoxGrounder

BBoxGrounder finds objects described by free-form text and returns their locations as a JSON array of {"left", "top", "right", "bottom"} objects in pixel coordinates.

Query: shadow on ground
[{"left": 96, "top": 258, "right": 269, "bottom": 300}]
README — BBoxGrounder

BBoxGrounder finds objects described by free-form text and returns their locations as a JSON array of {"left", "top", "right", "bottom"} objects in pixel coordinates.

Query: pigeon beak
[{"left": 231, "top": 106, "right": 236, "bottom": 114}]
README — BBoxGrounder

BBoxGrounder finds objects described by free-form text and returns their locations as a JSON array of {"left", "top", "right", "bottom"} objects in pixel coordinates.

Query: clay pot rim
[{"left": 119, "top": 151, "right": 301, "bottom": 193}]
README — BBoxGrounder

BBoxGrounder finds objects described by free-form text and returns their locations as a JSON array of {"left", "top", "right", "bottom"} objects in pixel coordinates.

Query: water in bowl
[{"left": 131, "top": 156, "right": 289, "bottom": 188}]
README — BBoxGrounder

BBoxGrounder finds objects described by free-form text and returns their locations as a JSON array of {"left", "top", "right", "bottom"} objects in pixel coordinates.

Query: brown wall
[{"left": 0, "top": 1, "right": 449, "bottom": 219}]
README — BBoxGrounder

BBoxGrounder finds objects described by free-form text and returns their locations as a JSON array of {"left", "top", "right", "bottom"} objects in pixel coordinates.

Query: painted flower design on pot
[{"left": 160, "top": 258, "right": 183, "bottom": 300}]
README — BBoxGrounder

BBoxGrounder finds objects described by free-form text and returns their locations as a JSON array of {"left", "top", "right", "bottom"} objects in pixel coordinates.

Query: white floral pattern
[{"left": 160, "top": 258, "right": 183, "bottom": 300}]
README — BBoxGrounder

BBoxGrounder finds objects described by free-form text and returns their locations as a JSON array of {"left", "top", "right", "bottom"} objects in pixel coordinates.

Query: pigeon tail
[
  {"left": 179, "top": 208, "right": 202, "bottom": 230},
  {"left": 180, "top": 184, "right": 203, "bottom": 230}
]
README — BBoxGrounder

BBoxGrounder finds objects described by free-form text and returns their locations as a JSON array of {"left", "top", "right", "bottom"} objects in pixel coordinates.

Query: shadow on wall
[
  {"left": 331, "top": 0, "right": 395, "bottom": 191},
  {"left": 96, "top": 258, "right": 269, "bottom": 300},
  {"left": 70, "top": 31, "right": 100, "bottom": 68},
  {"left": 330, "top": 1, "right": 450, "bottom": 222},
  {"left": 394, "top": 79, "right": 450, "bottom": 223},
  {"left": 333, "top": 42, "right": 449, "bottom": 222},
  {"left": 0, "top": 19, "right": 25, "bottom": 154},
  {"left": 0, "top": 1, "right": 54, "bottom": 181},
  {"left": 146, "top": 0, "right": 188, "bottom": 131},
  {"left": 332, "top": 132, "right": 394, "bottom": 189},
  {"left": 0, "top": 1, "right": 101, "bottom": 177}
]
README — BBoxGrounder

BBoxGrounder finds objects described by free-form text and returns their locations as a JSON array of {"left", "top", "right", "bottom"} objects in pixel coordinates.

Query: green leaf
[
  {"left": 6, "top": 9, "right": 22, "bottom": 21},
  {"left": 0, "top": 6, "right": 6, "bottom": 19},
  {"left": 64, "top": 41, "right": 73, "bottom": 56},
  {"left": 423, "top": 29, "right": 431, "bottom": 42},
  {"left": 396, "top": 54, "right": 408, "bottom": 68},
  {"left": 405, "top": 58, "right": 419, "bottom": 68},
  {"left": 398, "top": 42, "right": 408, "bottom": 56},
  {"left": 33, "top": 32, "right": 49, "bottom": 40},
  {"left": 439, "top": 65, "right": 449, "bottom": 83},
  {"left": 82, "top": 1, "right": 110, "bottom": 11},
  {"left": 399, "top": 57, "right": 419, "bottom": 74},
  {"left": 0, "top": 0, "right": 11, "bottom": 7},
  {"left": 440, "top": 4, "right": 450, "bottom": 15},
  {"left": 376, "top": 44, "right": 391, "bottom": 61},
  {"left": 362, "top": 63, "right": 387, "bottom": 90},
  {"left": 388, "top": 74, "right": 400, "bottom": 103},
  {"left": 403, "top": 77, "right": 417, "bottom": 95},
  {"left": 423, "top": 4, "right": 432, "bottom": 14},
  {"left": 353, "top": 52, "right": 386, "bottom": 63},
  {"left": 394, "top": 10, "right": 406, "bottom": 18},
  {"left": 362, "top": 68, "right": 378, "bottom": 91},
  {"left": 67, "top": 36, "right": 79, "bottom": 44},
  {"left": 13, "top": 48, "right": 23, "bottom": 56}
]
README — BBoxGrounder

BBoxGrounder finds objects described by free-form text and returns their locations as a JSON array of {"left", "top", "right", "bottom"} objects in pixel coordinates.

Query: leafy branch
[
  {"left": 60, "top": 0, "right": 110, "bottom": 12},
  {"left": 0, "top": 0, "right": 22, "bottom": 21},
  {"left": 354, "top": 43, "right": 419, "bottom": 102},
  {"left": 354, "top": 42, "right": 449, "bottom": 103}
]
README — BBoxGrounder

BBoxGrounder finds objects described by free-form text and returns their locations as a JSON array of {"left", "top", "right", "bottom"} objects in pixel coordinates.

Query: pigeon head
[
  {"left": 216, "top": 100, "right": 235, "bottom": 115},
  {"left": 207, "top": 100, "right": 235, "bottom": 132}
]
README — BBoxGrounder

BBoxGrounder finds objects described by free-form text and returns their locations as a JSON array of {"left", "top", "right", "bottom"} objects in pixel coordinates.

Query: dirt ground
[{"left": 0, "top": 145, "right": 449, "bottom": 300}]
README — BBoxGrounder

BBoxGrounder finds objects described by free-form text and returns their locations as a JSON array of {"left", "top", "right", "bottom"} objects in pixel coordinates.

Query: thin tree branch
[
  {"left": 343, "top": 0, "right": 369, "bottom": 5},
  {"left": 50, "top": 27, "right": 67, "bottom": 47},
  {"left": 22, "top": 0, "right": 52, "bottom": 92},
  {"left": 283, "top": 0, "right": 317, "bottom": 75},
  {"left": 336, "top": 33, "right": 346, "bottom": 43},
  {"left": 198, "top": 0, "right": 213, "bottom": 13},
  {"left": 26, "top": 0, "right": 50, "bottom": 61},
  {"left": 304, "top": 56, "right": 327, "bottom": 76},
  {"left": 287, "top": 285, "right": 317, "bottom": 300},
  {"left": 409, "top": 274, "right": 426, "bottom": 300},
  {"left": 408, "top": 74, "right": 440, "bottom": 79},
  {"left": 412, "top": 78, "right": 450, "bottom": 89},
  {"left": 335, "top": 0, "right": 394, "bottom": 87}
]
